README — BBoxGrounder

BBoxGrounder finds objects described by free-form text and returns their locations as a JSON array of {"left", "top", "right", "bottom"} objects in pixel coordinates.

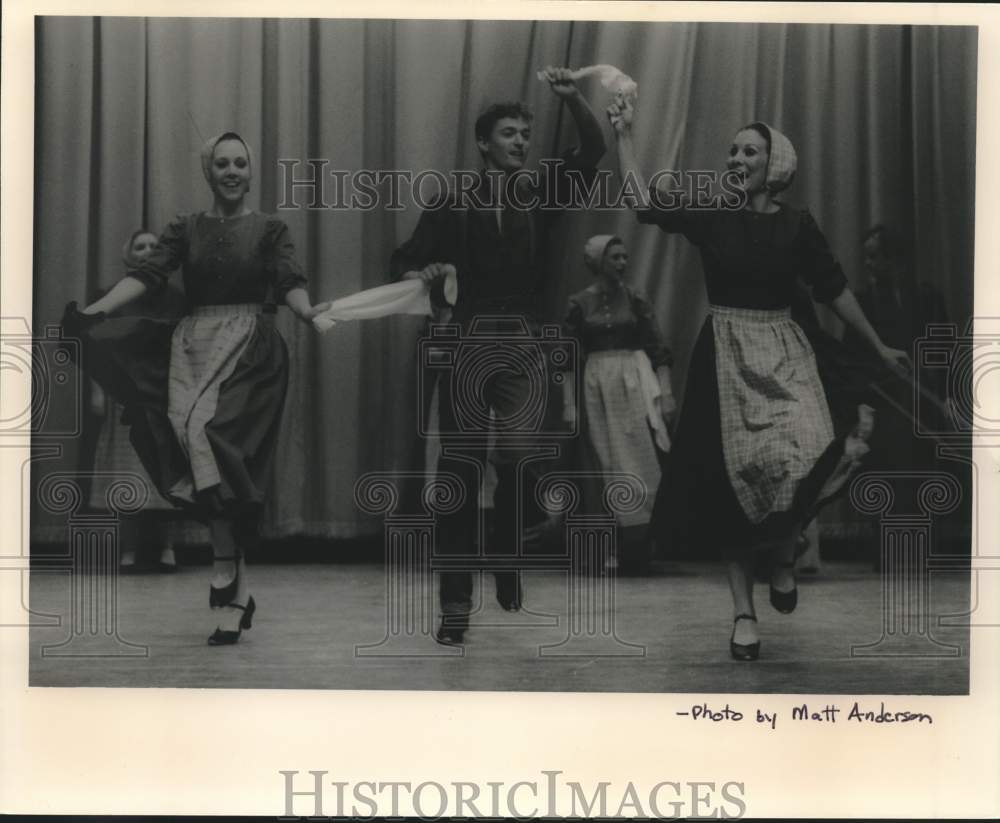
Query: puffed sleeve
[
  {"left": 636, "top": 185, "right": 713, "bottom": 246},
  {"left": 263, "top": 217, "right": 308, "bottom": 304},
  {"left": 126, "top": 213, "right": 189, "bottom": 292},
  {"left": 631, "top": 290, "right": 673, "bottom": 368},
  {"left": 796, "top": 209, "right": 848, "bottom": 303}
]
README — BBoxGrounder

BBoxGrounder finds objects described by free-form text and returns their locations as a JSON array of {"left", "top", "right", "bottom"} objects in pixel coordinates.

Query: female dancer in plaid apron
[
  {"left": 63, "top": 132, "right": 329, "bottom": 646},
  {"left": 608, "top": 99, "right": 911, "bottom": 660}
]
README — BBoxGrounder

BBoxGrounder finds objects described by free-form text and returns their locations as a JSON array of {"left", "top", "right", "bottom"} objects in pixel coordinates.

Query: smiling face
[
  {"left": 130, "top": 232, "right": 158, "bottom": 260},
  {"left": 477, "top": 117, "right": 531, "bottom": 173},
  {"left": 599, "top": 242, "right": 628, "bottom": 280},
  {"left": 727, "top": 128, "right": 770, "bottom": 195},
  {"left": 209, "top": 138, "right": 251, "bottom": 203}
]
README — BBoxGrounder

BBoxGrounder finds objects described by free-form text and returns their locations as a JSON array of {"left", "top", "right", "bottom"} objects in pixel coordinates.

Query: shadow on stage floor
[{"left": 26, "top": 558, "right": 971, "bottom": 694}]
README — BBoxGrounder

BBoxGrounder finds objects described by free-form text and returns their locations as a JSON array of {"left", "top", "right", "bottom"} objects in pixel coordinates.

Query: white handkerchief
[
  {"left": 312, "top": 266, "right": 457, "bottom": 333},
  {"left": 537, "top": 64, "right": 638, "bottom": 102}
]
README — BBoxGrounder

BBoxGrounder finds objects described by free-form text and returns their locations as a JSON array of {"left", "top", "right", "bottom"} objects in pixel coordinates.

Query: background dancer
[{"left": 561, "top": 234, "right": 674, "bottom": 572}]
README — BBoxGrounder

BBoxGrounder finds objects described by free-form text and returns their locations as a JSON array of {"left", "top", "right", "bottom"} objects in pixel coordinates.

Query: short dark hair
[{"left": 474, "top": 102, "right": 534, "bottom": 144}]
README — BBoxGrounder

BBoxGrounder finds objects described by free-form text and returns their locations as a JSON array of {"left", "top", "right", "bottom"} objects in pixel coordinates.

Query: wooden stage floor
[{"left": 28, "top": 562, "right": 970, "bottom": 693}]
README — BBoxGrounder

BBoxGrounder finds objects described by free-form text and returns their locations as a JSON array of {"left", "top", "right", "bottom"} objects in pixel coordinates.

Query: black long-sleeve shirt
[{"left": 390, "top": 152, "right": 599, "bottom": 323}]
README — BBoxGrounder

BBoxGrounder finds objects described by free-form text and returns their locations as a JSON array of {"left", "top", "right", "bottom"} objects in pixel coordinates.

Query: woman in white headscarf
[
  {"left": 561, "top": 234, "right": 674, "bottom": 570},
  {"left": 63, "top": 132, "right": 328, "bottom": 646},
  {"left": 608, "top": 102, "right": 911, "bottom": 660}
]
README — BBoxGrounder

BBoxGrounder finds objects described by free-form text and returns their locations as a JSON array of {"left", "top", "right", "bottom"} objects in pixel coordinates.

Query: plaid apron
[
  {"left": 166, "top": 304, "right": 261, "bottom": 502},
  {"left": 711, "top": 304, "right": 834, "bottom": 524}
]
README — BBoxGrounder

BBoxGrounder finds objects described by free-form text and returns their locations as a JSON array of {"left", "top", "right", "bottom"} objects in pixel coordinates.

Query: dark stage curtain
[{"left": 32, "top": 18, "right": 977, "bottom": 542}]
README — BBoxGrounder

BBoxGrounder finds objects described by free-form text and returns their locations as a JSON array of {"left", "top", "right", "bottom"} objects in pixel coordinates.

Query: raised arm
[
  {"left": 541, "top": 66, "right": 607, "bottom": 169},
  {"left": 607, "top": 96, "right": 650, "bottom": 210}
]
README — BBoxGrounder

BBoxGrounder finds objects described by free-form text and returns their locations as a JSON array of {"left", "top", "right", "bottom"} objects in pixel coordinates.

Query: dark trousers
[{"left": 434, "top": 333, "right": 550, "bottom": 619}]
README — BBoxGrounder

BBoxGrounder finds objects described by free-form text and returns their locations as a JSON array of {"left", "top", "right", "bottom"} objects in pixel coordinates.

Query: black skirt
[
  {"left": 649, "top": 314, "right": 877, "bottom": 558},
  {"left": 67, "top": 309, "right": 289, "bottom": 519}
]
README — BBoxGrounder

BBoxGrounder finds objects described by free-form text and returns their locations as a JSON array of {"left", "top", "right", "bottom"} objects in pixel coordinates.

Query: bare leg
[
  {"left": 209, "top": 518, "right": 238, "bottom": 590},
  {"left": 208, "top": 518, "right": 251, "bottom": 634},
  {"left": 727, "top": 556, "right": 759, "bottom": 646}
]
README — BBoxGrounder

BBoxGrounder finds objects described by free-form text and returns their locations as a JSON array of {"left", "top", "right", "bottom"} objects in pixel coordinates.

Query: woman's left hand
[{"left": 879, "top": 345, "right": 913, "bottom": 378}]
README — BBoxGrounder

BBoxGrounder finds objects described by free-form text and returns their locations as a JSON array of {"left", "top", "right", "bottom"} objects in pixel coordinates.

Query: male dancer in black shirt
[{"left": 392, "top": 67, "right": 605, "bottom": 644}]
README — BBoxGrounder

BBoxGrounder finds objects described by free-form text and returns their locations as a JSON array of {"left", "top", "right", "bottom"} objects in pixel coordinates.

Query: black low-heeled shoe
[
  {"left": 209, "top": 554, "right": 240, "bottom": 608},
  {"left": 207, "top": 596, "right": 256, "bottom": 646},
  {"left": 435, "top": 625, "right": 466, "bottom": 646},
  {"left": 495, "top": 571, "right": 523, "bottom": 612},
  {"left": 435, "top": 613, "right": 468, "bottom": 646},
  {"left": 769, "top": 560, "right": 798, "bottom": 614},
  {"left": 730, "top": 614, "right": 760, "bottom": 661}
]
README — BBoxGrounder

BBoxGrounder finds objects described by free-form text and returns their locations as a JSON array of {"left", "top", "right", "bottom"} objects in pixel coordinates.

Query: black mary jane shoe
[
  {"left": 730, "top": 614, "right": 760, "bottom": 661},
  {"left": 207, "top": 596, "right": 256, "bottom": 646},
  {"left": 769, "top": 561, "right": 798, "bottom": 614}
]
